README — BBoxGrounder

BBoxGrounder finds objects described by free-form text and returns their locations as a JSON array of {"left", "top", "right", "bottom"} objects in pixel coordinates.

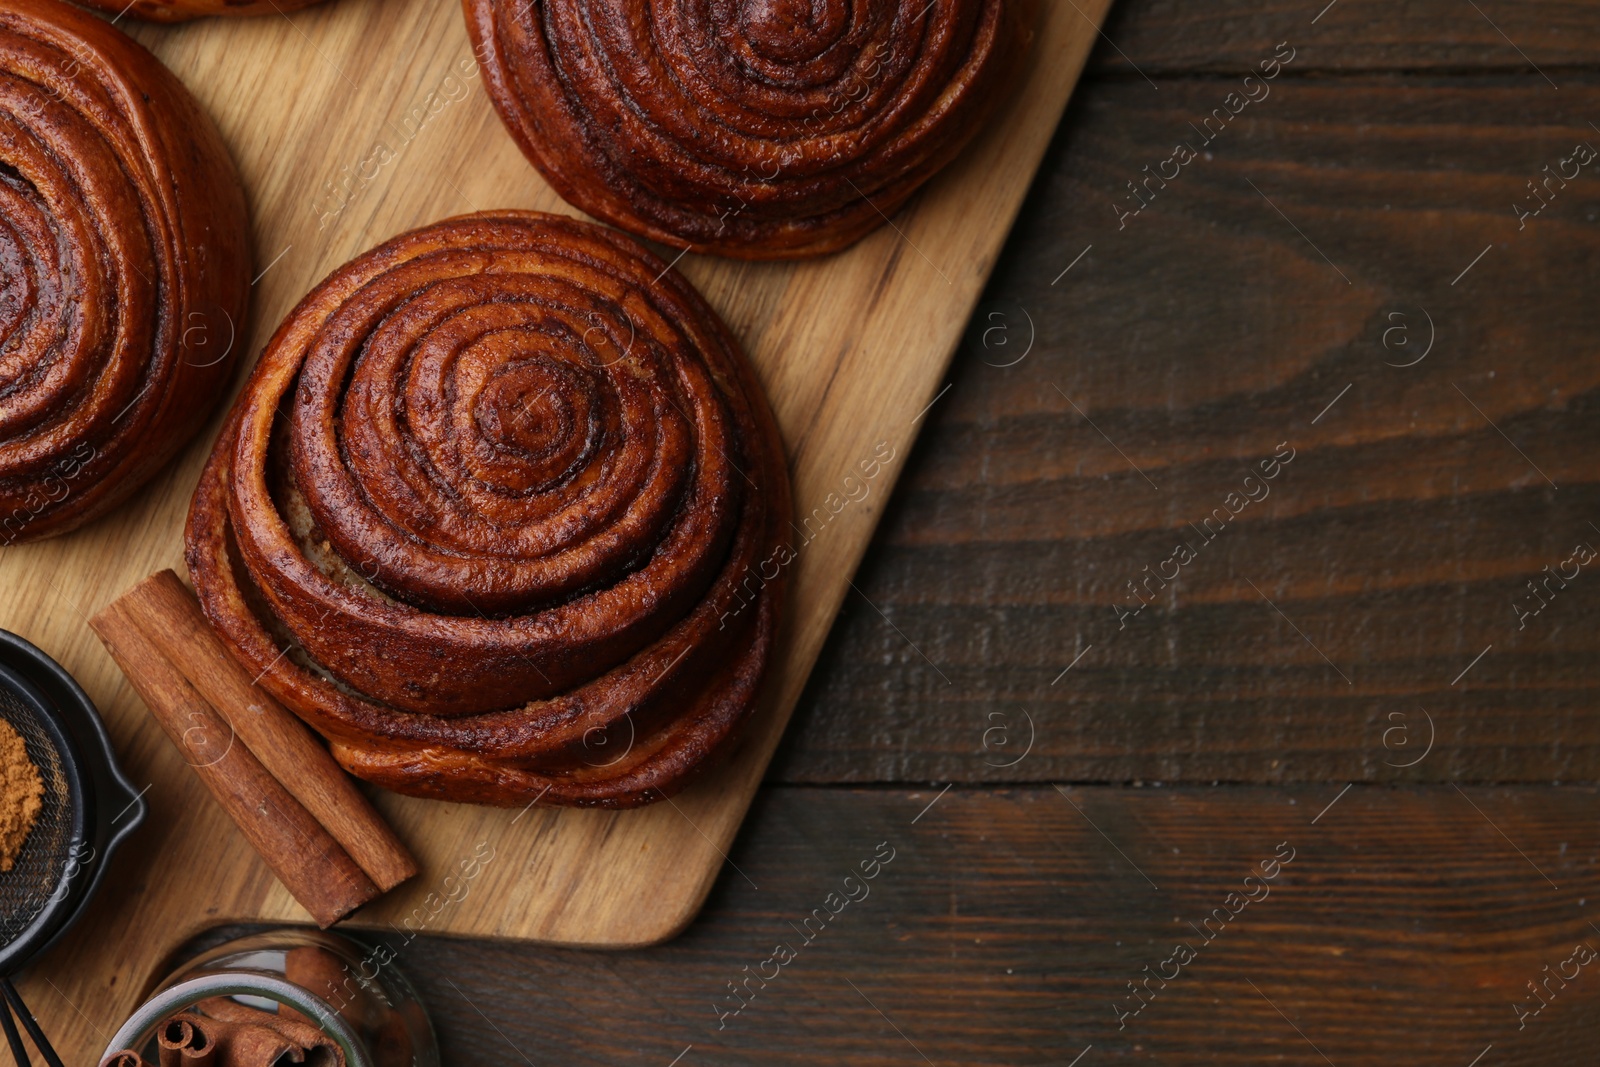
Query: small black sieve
[{"left": 0, "top": 630, "right": 145, "bottom": 1066}]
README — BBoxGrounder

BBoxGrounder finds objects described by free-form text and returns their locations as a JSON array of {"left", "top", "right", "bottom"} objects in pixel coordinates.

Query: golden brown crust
[
  {"left": 0, "top": 0, "right": 249, "bottom": 543},
  {"left": 185, "top": 211, "right": 792, "bottom": 808},
  {"left": 71, "top": 0, "right": 328, "bottom": 23},
  {"left": 465, "top": 0, "right": 1028, "bottom": 259}
]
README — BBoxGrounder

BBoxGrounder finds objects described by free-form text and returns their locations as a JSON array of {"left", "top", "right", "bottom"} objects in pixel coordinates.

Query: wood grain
[
  {"left": 1089, "top": 0, "right": 1600, "bottom": 74},
  {"left": 344, "top": 785, "right": 1600, "bottom": 1066},
  {"left": 294, "top": 7, "right": 1598, "bottom": 1066},
  {"left": 0, "top": 0, "right": 1110, "bottom": 1061},
  {"left": 777, "top": 73, "right": 1600, "bottom": 786}
]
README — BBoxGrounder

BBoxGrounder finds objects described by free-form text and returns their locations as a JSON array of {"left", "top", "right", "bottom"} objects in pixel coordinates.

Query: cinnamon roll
[
  {"left": 465, "top": 0, "right": 1028, "bottom": 258},
  {"left": 186, "top": 212, "right": 792, "bottom": 808},
  {"left": 0, "top": 0, "right": 248, "bottom": 543},
  {"left": 73, "top": 0, "right": 329, "bottom": 22}
]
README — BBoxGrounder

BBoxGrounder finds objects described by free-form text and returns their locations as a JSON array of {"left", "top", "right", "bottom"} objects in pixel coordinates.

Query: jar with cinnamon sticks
[{"left": 98, "top": 929, "right": 436, "bottom": 1067}]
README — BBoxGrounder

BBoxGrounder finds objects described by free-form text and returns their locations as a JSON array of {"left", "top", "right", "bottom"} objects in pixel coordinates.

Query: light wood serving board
[{"left": 8, "top": 0, "right": 1110, "bottom": 1058}]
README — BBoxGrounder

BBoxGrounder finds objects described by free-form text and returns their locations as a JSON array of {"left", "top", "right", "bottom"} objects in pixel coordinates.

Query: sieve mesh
[{"left": 0, "top": 686, "right": 77, "bottom": 945}]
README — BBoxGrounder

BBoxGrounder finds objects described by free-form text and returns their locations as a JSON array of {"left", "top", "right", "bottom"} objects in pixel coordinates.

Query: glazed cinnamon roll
[
  {"left": 186, "top": 212, "right": 792, "bottom": 808},
  {"left": 0, "top": 0, "right": 248, "bottom": 543},
  {"left": 73, "top": 0, "right": 328, "bottom": 21},
  {"left": 465, "top": 0, "right": 1028, "bottom": 258}
]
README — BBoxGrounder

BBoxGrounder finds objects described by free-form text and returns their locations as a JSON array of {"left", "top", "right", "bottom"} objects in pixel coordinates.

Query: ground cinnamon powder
[{"left": 0, "top": 717, "right": 43, "bottom": 872}]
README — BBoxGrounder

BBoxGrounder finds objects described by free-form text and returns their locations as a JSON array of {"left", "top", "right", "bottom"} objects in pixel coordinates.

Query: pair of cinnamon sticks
[{"left": 91, "top": 570, "right": 416, "bottom": 926}]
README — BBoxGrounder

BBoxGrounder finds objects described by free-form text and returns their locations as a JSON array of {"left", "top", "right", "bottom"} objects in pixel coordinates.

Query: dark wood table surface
[{"left": 341, "top": 3, "right": 1600, "bottom": 1063}]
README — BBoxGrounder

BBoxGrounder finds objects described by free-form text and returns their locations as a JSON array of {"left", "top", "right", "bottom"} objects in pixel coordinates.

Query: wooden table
[{"left": 198, "top": 2, "right": 1600, "bottom": 1063}]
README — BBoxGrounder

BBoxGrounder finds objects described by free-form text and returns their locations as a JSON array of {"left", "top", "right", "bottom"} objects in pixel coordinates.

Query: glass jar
[{"left": 102, "top": 929, "right": 438, "bottom": 1067}]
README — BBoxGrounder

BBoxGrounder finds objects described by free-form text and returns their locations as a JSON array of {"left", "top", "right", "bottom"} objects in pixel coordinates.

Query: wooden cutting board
[{"left": 9, "top": 0, "right": 1109, "bottom": 1058}]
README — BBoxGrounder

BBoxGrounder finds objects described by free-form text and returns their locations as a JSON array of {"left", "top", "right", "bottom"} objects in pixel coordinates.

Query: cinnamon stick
[
  {"left": 158, "top": 1014, "right": 216, "bottom": 1066},
  {"left": 117, "top": 570, "right": 416, "bottom": 892},
  {"left": 284, "top": 947, "right": 413, "bottom": 1067},
  {"left": 217, "top": 1026, "right": 299, "bottom": 1067},
  {"left": 100, "top": 1054, "right": 154, "bottom": 1067},
  {"left": 284, "top": 945, "right": 367, "bottom": 1031},
  {"left": 91, "top": 601, "right": 378, "bottom": 927},
  {"left": 193, "top": 1001, "right": 346, "bottom": 1067},
  {"left": 182, "top": 1017, "right": 299, "bottom": 1067}
]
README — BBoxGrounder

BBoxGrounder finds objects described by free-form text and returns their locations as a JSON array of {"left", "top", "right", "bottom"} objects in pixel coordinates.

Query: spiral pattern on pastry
[
  {"left": 465, "top": 0, "right": 1028, "bottom": 258},
  {"left": 0, "top": 0, "right": 248, "bottom": 544},
  {"left": 186, "top": 211, "right": 792, "bottom": 808},
  {"left": 73, "top": 0, "right": 328, "bottom": 22}
]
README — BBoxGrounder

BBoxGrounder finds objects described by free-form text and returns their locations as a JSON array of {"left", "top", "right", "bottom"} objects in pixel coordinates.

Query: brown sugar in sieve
[{"left": 0, "top": 719, "right": 43, "bottom": 874}]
